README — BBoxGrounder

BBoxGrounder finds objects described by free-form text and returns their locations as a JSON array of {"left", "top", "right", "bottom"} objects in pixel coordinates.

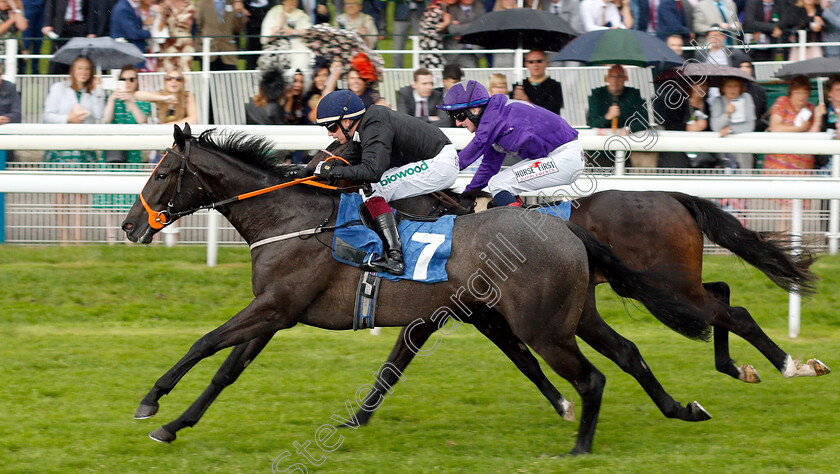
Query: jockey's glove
[
  {"left": 314, "top": 161, "right": 344, "bottom": 180},
  {"left": 287, "top": 164, "right": 313, "bottom": 179}
]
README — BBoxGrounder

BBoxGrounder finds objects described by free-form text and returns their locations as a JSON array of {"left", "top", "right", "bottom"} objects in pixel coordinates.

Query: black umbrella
[
  {"left": 654, "top": 63, "right": 755, "bottom": 85},
  {"left": 459, "top": 8, "right": 577, "bottom": 51},
  {"left": 774, "top": 57, "right": 840, "bottom": 80},
  {"left": 459, "top": 8, "right": 577, "bottom": 82},
  {"left": 774, "top": 57, "right": 840, "bottom": 103},
  {"left": 553, "top": 29, "right": 683, "bottom": 67}
]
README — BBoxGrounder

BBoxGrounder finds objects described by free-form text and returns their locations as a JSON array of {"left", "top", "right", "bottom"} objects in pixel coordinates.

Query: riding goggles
[{"left": 449, "top": 109, "right": 470, "bottom": 122}]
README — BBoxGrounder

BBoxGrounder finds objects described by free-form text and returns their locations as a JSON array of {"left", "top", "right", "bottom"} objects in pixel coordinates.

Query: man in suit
[
  {"left": 743, "top": 0, "right": 783, "bottom": 60},
  {"left": 87, "top": 0, "right": 116, "bottom": 37},
  {"left": 196, "top": 0, "right": 247, "bottom": 70},
  {"left": 110, "top": 0, "right": 150, "bottom": 64},
  {"left": 397, "top": 67, "right": 445, "bottom": 124},
  {"left": 540, "top": 0, "right": 584, "bottom": 35},
  {"left": 693, "top": 0, "right": 739, "bottom": 37},
  {"left": 444, "top": 0, "right": 484, "bottom": 68},
  {"left": 657, "top": 0, "right": 694, "bottom": 41},
  {"left": 42, "top": 0, "right": 95, "bottom": 73}
]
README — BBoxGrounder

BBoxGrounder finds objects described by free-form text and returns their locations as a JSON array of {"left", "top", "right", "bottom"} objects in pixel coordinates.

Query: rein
[{"left": 139, "top": 142, "right": 348, "bottom": 230}]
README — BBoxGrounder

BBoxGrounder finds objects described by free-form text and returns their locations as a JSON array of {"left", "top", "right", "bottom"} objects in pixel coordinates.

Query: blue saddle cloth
[
  {"left": 332, "top": 193, "right": 455, "bottom": 283},
  {"left": 532, "top": 200, "right": 572, "bottom": 220}
]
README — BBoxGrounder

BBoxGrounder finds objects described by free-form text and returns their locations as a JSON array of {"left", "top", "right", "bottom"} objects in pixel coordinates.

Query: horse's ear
[
  {"left": 183, "top": 122, "right": 192, "bottom": 137},
  {"left": 173, "top": 124, "right": 185, "bottom": 151}
]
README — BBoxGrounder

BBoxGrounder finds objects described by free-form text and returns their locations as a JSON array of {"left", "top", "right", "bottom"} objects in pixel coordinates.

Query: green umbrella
[{"left": 553, "top": 29, "right": 684, "bottom": 67}]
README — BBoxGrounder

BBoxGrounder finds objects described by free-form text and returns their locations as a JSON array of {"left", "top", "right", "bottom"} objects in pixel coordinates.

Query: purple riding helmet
[{"left": 437, "top": 80, "right": 491, "bottom": 126}]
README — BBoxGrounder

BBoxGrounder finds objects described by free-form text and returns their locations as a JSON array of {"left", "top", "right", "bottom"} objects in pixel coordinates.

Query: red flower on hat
[{"left": 351, "top": 53, "right": 379, "bottom": 84}]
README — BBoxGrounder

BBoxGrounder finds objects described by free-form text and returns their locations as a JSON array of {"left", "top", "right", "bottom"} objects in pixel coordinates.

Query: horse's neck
[{"left": 196, "top": 154, "right": 335, "bottom": 245}]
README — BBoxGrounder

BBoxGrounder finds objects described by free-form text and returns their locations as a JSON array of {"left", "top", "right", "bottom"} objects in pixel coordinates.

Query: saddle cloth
[
  {"left": 332, "top": 193, "right": 455, "bottom": 283},
  {"left": 531, "top": 200, "right": 572, "bottom": 220}
]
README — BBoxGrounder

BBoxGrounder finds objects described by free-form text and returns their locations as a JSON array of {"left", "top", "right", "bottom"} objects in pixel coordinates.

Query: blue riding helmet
[
  {"left": 437, "top": 80, "right": 491, "bottom": 112},
  {"left": 316, "top": 89, "right": 366, "bottom": 128}
]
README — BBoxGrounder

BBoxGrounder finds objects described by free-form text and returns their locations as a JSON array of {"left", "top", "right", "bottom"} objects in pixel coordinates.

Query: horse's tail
[
  {"left": 667, "top": 192, "right": 818, "bottom": 294},
  {"left": 567, "top": 222, "right": 711, "bottom": 341}
]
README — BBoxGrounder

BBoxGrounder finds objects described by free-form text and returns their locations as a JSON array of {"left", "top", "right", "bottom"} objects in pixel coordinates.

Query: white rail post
[
  {"left": 4, "top": 39, "right": 17, "bottom": 83},
  {"left": 797, "top": 30, "right": 807, "bottom": 62},
  {"left": 831, "top": 154, "right": 839, "bottom": 255},
  {"left": 162, "top": 225, "right": 179, "bottom": 247},
  {"left": 789, "top": 198, "right": 803, "bottom": 338},
  {"left": 201, "top": 37, "right": 211, "bottom": 124},
  {"left": 614, "top": 149, "right": 626, "bottom": 176},
  {"left": 207, "top": 210, "right": 219, "bottom": 267},
  {"left": 411, "top": 35, "right": 420, "bottom": 69}
]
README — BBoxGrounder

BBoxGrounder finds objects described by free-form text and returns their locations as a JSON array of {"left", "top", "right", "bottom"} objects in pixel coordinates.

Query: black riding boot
[{"left": 363, "top": 213, "right": 405, "bottom": 276}]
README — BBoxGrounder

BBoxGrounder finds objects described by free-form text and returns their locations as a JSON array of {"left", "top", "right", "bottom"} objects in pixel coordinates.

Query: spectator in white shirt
[{"left": 580, "top": 0, "right": 627, "bottom": 31}]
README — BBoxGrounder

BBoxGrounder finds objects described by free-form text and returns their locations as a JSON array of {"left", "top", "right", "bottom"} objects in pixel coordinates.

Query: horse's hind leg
[
  {"left": 147, "top": 333, "right": 274, "bottom": 443},
  {"left": 135, "top": 298, "right": 292, "bottom": 419},
  {"left": 705, "top": 281, "right": 830, "bottom": 380},
  {"left": 348, "top": 324, "right": 436, "bottom": 428},
  {"left": 577, "top": 290, "right": 711, "bottom": 422},
  {"left": 705, "top": 282, "right": 762, "bottom": 382}
]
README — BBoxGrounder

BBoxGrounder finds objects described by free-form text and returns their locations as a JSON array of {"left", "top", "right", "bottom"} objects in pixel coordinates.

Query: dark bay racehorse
[
  {"left": 120, "top": 126, "right": 710, "bottom": 454},
  {"left": 344, "top": 184, "right": 831, "bottom": 428}
]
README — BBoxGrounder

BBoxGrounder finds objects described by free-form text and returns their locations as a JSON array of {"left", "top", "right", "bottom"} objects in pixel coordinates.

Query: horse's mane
[{"left": 194, "top": 129, "right": 291, "bottom": 174}]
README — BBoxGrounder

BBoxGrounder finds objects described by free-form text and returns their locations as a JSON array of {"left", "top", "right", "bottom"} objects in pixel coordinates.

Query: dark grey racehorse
[{"left": 120, "top": 126, "right": 710, "bottom": 454}]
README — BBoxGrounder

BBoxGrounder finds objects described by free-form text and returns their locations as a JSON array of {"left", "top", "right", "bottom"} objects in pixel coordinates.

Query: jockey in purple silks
[{"left": 438, "top": 80, "right": 585, "bottom": 207}]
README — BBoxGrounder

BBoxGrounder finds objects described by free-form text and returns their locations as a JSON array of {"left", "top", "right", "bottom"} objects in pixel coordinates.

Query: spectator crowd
[{"left": 2, "top": 0, "right": 838, "bottom": 163}]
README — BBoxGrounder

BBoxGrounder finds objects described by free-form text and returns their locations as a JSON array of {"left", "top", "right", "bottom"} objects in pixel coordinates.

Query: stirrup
[{"left": 361, "top": 254, "right": 405, "bottom": 276}]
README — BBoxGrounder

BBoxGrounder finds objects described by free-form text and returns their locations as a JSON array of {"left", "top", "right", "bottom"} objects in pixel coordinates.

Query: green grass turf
[{"left": 0, "top": 246, "right": 838, "bottom": 473}]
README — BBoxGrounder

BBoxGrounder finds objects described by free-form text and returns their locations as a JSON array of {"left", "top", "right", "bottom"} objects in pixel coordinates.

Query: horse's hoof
[
  {"left": 808, "top": 359, "right": 831, "bottom": 376},
  {"left": 566, "top": 447, "right": 590, "bottom": 456},
  {"left": 134, "top": 402, "right": 159, "bottom": 420},
  {"left": 687, "top": 401, "right": 712, "bottom": 421},
  {"left": 149, "top": 427, "right": 176, "bottom": 444},
  {"left": 739, "top": 364, "right": 762, "bottom": 383},
  {"left": 559, "top": 398, "right": 575, "bottom": 422}
]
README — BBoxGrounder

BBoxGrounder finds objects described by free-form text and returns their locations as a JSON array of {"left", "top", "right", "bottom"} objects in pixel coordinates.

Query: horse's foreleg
[
  {"left": 577, "top": 293, "right": 711, "bottom": 422},
  {"left": 473, "top": 315, "right": 575, "bottom": 421},
  {"left": 148, "top": 333, "right": 274, "bottom": 443},
  {"left": 135, "top": 298, "right": 291, "bottom": 420},
  {"left": 525, "top": 333, "right": 604, "bottom": 456},
  {"left": 705, "top": 281, "right": 830, "bottom": 379},
  {"left": 347, "top": 323, "right": 437, "bottom": 428}
]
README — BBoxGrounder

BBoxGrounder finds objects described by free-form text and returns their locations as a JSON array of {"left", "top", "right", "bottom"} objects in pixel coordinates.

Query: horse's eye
[{"left": 156, "top": 173, "right": 167, "bottom": 180}]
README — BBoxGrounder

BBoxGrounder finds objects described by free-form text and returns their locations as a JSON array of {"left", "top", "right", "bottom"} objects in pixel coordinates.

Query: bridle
[
  {"left": 139, "top": 139, "right": 347, "bottom": 230},
  {"left": 139, "top": 140, "right": 208, "bottom": 230}
]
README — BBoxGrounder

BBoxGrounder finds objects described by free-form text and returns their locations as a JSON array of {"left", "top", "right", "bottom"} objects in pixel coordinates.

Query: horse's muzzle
[{"left": 121, "top": 219, "right": 154, "bottom": 244}]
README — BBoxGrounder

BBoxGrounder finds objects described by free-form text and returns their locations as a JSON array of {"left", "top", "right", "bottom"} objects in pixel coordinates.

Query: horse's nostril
[{"left": 122, "top": 222, "right": 134, "bottom": 232}]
